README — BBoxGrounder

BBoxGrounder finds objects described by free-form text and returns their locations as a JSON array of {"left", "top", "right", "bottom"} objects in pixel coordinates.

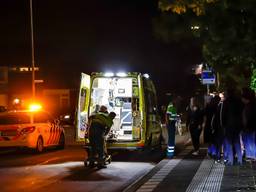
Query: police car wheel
[
  {"left": 58, "top": 133, "right": 65, "bottom": 149},
  {"left": 36, "top": 136, "right": 44, "bottom": 153}
]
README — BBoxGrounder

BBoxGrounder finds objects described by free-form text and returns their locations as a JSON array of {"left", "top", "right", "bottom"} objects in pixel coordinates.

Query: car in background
[
  {"left": 59, "top": 113, "right": 74, "bottom": 126},
  {"left": 0, "top": 110, "right": 65, "bottom": 152}
]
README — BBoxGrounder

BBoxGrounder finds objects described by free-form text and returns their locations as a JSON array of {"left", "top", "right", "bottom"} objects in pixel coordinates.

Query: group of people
[
  {"left": 186, "top": 88, "right": 256, "bottom": 165},
  {"left": 88, "top": 87, "right": 256, "bottom": 167},
  {"left": 86, "top": 105, "right": 116, "bottom": 168}
]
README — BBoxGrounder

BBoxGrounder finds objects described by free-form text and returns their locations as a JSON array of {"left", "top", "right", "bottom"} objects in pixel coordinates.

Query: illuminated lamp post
[{"left": 29, "top": 0, "right": 36, "bottom": 100}]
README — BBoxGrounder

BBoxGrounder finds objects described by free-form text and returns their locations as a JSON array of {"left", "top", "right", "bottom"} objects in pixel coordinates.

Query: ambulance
[{"left": 76, "top": 72, "right": 162, "bottom": 150}]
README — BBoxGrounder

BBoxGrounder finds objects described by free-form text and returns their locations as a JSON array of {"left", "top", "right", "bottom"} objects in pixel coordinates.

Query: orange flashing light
[{"left": 29, "top": 103, "right": 42, "bottom": 111}]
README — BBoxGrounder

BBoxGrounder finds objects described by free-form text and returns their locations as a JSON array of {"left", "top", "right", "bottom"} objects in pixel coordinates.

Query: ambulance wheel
[
  {"left": 144, "top": 134, "right": 153, "bottom": 152},
  {"left": 156, "top": 135, "right": 163, "bottom": 150},
  {"left": 36, "top": 136, "right": 44, "bottom": 153}
]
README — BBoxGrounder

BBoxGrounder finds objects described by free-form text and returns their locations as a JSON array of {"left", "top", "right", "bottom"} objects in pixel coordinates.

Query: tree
[
  {"left": 155, "top": 0, "right": 256, "bottom": 90},
  {"left": 250, "top": 68, "right": 256, "bottom": 91}
]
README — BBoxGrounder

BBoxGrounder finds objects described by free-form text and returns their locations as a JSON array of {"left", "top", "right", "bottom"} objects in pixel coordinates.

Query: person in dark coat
[
  {"left": 211, "top": 94, "right": 225, "bottom": 162},
  {"left": 241, "top": 88, "right": 256, "bottom": 160},
  {"left": 186, "top": 97, "right": 203, "bottom": 155},
  {"left": 221, "top": 89, "right": 243, "bottom": 165},
  {"left": 203, "top": 95, "right": 221, "bottom": 157}
]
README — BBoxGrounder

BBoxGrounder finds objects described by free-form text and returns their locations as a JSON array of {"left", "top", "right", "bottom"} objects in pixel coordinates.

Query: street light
[{"left": 29, "top": 0, "right": 36, "bottom": 100}]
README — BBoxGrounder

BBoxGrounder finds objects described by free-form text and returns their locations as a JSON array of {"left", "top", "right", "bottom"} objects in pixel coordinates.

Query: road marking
[
  {"left": 134, "top": 147, "right": 191, "bottom": 192},
  {"left": 186, "top": 158, "right": 225, "bottom": 192},
  {"left": 37, "top": 156, "right": 70, "bottom": 165}
]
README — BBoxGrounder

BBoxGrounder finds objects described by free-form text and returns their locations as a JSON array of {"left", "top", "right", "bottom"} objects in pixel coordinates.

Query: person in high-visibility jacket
[
  {"left": 166, "top": 101, "right": 178, "bottom": 158},
  {"left": 88, "top": 106, "right": 116, "bottom": 168}
]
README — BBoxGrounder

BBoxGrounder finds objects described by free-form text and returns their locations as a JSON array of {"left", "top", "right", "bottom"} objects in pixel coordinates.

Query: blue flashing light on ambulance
[{"left": 76, "top": 72, "right": 162, "bottom": 150}]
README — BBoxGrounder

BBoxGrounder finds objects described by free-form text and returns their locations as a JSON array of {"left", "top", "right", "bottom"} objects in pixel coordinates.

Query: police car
[{"left": 0, "top": 107, "right": 65, "bottom": 152}]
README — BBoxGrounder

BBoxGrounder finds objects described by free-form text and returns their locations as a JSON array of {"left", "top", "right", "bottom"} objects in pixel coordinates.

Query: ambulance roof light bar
[
  {"left": 116, "top": 72, "right": 127, "bottom": 77},
  {"left": 96, "top": 72, "right": 138, "bottom": 77},
  {"left": 103, "top": 72, "right": 128, "bottom": 77},
  {"left": 104, "top": 72, "right": 114, "bottom": 77}
]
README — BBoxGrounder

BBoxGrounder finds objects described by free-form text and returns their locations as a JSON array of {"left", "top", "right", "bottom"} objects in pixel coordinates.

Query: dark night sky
[{"left": 1, "top": 0, "right": 202, "bottom": 103}]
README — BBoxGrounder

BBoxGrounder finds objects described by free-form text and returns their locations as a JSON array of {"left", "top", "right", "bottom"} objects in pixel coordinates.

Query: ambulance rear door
[{"left": 76, "top": 73, "right": 91, "bottom": 141}]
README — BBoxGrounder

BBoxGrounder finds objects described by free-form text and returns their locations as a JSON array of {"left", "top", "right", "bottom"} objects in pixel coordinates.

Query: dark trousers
[
  {"left": 223, "top": 135, "right": 242, "bottom": 165},
  {"left": 214, "top": 135, "right": 224, "bottom": 160},
  {"left": 167, "top": 120, "right": 176, "bottom": 157},
  {"left": 189, "top": 125, "right": 201, "bottom": 151},
  {"left": 242, "top": 131, "right": 256, "bottom": 159},
  {"left": 89, "top": 123, "right": 105, "bottom": 164}
]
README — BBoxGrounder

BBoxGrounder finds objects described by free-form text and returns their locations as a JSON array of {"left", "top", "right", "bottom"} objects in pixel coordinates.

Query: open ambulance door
[{"left": 76, "top": 73, "right": 91, "bottom": 141}]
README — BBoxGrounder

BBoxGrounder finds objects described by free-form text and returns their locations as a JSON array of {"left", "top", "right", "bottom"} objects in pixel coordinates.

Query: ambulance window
[
  {"left": 80, "top": 88, "right": 87, "bottom": 112},
  {"left": 145, "top": 88, "right": 158, "bottom": 113},
  {"left": 144, "top": 90, "right": 152, "bottom": 113},
  {"left": 132, "top": 97, "right": 139, "bottom": 111}
]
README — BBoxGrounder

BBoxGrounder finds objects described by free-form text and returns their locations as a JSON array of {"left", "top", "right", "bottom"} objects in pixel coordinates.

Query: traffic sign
[{"left": 201, "top": 70, "right": 215, "bottom": 84}]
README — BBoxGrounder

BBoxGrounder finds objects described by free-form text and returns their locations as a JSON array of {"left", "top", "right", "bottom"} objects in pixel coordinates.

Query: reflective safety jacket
[
  {"left": 89, "top": 112, "right": 114, "bottom": 134},
  {"left": 166, "top": 102, "right": 178, "bottom": 121}
]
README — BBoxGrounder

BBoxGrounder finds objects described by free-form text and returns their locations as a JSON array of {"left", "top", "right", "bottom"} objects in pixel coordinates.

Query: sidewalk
[{"left": 124, "top": 132, "right": 256, "bottom": 192}]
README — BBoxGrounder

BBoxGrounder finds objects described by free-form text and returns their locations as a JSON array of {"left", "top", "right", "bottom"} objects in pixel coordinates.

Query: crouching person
[{"left": 88, "top": 106, "right": 116, "bottom": 168}]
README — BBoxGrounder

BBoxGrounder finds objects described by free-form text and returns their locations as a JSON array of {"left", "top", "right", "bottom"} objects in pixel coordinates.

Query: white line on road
[{"left": 37, "top": 156, "right": 70, "bottom": 165}]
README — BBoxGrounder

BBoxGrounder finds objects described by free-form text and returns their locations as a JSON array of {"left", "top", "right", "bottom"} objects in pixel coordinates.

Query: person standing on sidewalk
[
  {"left": 241, "top": 88, "right": 256, "bottom": 160},
  {"left": 165, "top": 98, "right": 178, "bottom": 158},
  {"left": 203, "top": 95, "right": 221, "bottom": 157},
  {"left": 211, "top": 94, "right": 225, "bottom": 162},
  {"left": 221, "top": 88, "right": 243, "bottom": 165},
  {"left": 186, "top": 97, "right": 203, "bottom": 155}
]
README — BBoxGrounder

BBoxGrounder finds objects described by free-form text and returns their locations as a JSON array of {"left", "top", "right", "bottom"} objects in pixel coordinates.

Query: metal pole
[
  {"left": 207, "top": 84, "right": 210, "bottom": 95},
  {"left": 29, "top": 0, "right": 35, "bottom": 100},
  {"left": 217, "top": 72, "right": 220, "bottom": 92}
]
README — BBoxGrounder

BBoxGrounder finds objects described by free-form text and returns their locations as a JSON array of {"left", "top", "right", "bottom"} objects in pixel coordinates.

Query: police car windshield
[{"left": 0, "top": 113, "right": 30, "bottom": 125}]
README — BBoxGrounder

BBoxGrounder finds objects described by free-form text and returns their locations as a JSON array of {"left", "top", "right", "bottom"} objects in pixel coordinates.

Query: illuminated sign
[{"left": 201, "top": 70, "right": 215, "bottom": 84}]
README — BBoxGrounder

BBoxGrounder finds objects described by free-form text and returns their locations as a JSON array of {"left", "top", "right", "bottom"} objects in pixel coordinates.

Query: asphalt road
[{"left": 0, "top": 145, "right": 165, "bottom": 192}]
